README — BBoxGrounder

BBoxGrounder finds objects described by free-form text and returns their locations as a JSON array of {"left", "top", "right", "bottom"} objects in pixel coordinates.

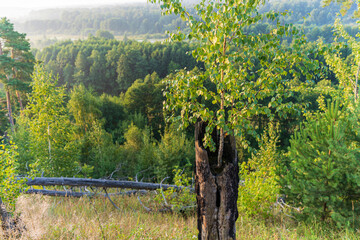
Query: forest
[
  {"left": 1, "top": 0, "right": 360, "bottom": 239},
  {"left": 12, "top": 0, "right": 360, "bottom": 49}
]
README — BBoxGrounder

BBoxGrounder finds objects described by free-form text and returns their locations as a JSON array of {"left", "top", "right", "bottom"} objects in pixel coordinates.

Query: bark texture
[
  {"left": 195, "top": 122, "right": 239, "bottom": 240},
  {"left": 5, "top": 87, "right": 14, "bottom": 132},
  {"left": 0, "top": 197, "right": 23, "bottom": 237}
]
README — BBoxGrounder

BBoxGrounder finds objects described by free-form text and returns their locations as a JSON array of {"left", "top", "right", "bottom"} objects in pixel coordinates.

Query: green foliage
[
  {"left": 35, "top": 39, "right": 199, "bottom": 94},
  {"left": 118, "top": 124, "right": 194, "bottom": 182},
  {"left": 323, "top": 0, "right": 360, "bottom": 17},
  {"left": 0, "top": 140, "right": 25, "bottom": 210},
  {"left": 68, "top": 84, "right": 102, "bottom": 133},
  {"left": 124, "top": 72, "right": 165, "bottom": 137},
  {"left": 18, "top": 64, "right": 81, "bottom": 177},
  {"left": 0, "top": 17, "right": 35, "bottom": 130},
  {"left": 95, "top": 30, "right": 115, "bottom": 40},
  {"left": 155, "top": 126, "right": 194, "bottom": 181},
  {"left": 67, "top": 85, "right": 125, "bottom": 178},
  {"left": 154, "top": 0, "right": 315, "bottom": 158},
  {"left": 238, "top": 122, "right": 280, "bottom": 218},
  {"left": 320, "top": 18, "right": 360, "bottom": 103},
  {"left": 282, "top": 99, "right": 360, "bottom": 229},
  {"left": 154, "top": 166, "right": 195, "bottom": 214},
  {"left": 85, "top": 121, "right": 122, "bottom": 178}
]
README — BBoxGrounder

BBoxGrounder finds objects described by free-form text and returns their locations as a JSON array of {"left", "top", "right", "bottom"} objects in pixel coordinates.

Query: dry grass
[
  {"left": 0, "top": 194, "right": 359, "bottom": 239},
  {"left": 9, "top": 194, "right": 197, "bottom": 240}
]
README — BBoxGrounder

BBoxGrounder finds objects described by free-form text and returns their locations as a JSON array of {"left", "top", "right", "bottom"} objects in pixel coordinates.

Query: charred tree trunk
[
  {"left": 0, "top": 197, "right": 23, "bottom": 238},
  {"left": 0, "top": 198, "right": 14, "bottom": 233},
  {"left": 195, "top": 122, "right": 239, "bottom": 240}
]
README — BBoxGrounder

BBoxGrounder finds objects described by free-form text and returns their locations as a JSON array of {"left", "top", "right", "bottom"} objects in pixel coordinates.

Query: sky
[{"left": 1, "top": 0, "right": 147, "bottom": 19}]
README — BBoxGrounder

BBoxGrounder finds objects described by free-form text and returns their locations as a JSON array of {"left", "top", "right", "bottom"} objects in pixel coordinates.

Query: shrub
[
  {"left": 154, "top": 166, "right": 195, "bottom": 215},
  {"left": 282, "top": 99, "right": 360, "bottom": 229},
  {"left": 0, "top": 140, "right": 25, "bottom": 210},
  {"left": 238, "top": 122, "right": 280, "bottom": 218}
]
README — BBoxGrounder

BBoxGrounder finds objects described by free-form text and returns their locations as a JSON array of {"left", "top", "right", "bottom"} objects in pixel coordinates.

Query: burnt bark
[
  {"left": 0, "top": 198, "right": 14, "bottom": 232},
  {"left": 0, "top": 197, "right": 23, "bottom": 238},
  {"left": 195, "top": 122, "right": 239, "bottom": 240}
]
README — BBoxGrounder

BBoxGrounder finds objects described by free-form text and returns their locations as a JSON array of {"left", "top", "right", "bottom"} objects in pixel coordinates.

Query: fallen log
[
  {"left": 25, "top": 177, "right": 194, "bottom": 192},
  {"left": 25, "top": 189, "right": 147, "bottom": 198}
]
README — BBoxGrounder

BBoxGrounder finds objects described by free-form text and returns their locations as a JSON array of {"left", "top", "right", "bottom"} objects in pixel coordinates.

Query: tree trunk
[
  {"left": 0, "top": 197, "right": 13, "bottom": 232},
  {"left": 25, "top": 177, "right": 192, "bottom": 191},
  {"left": 195, "top": 122, "right": 239, "bottom": 240},
  {"left": 5, "top": 87, "right": 14, "bottom": 132},
  {"left": 0, "top": 197, "right": 22, "bottom": 237},
  {"left": 16, "top": 90, "right": 24, "bottom": 111}
]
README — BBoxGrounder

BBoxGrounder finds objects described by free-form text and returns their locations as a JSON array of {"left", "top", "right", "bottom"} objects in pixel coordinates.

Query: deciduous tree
[
  {"left": 150, "top": 0, "right": 315, "bottom": 238},
  {"left": 20, "top": 64, "right": 80, "bottom": 176}
]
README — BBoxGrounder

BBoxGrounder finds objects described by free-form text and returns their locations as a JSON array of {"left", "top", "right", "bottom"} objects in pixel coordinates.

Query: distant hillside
[
  {"left": 14, "top": 4, "right": 184, "bottom": 37},
  {"left": 12, "top": 0, "right": 359, "bottom": 48}
]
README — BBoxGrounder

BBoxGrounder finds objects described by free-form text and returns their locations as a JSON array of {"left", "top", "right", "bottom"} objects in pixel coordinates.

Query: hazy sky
[{"left": 1, "top": 0, "right": 147, "bottom": 19}]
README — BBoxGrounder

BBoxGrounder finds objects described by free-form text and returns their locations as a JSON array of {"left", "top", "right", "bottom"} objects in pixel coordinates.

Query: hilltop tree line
[{"left": 33, "top": 38, "right": 200, "bottom": 95}]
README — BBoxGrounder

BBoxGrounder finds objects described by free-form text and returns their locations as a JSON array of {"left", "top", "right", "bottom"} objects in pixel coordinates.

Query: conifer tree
[
  {"left": 283, "top": 99, "right": 360, "bottom": 228},
  {"left": 0, "top": 17, "right": 34, "bottom": 130}
]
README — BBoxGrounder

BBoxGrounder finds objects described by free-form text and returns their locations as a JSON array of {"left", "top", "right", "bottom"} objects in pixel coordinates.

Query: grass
[{"left": 1, "top": 193, "right": 359, "bottom": 239}]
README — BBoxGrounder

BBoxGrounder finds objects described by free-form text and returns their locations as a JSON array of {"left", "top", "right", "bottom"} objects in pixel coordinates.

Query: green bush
[
  {"left": 282, "top": 99, "right": 360, "bottom": 229},
  {"left": 238, "top": 122, "right": 280, "bottom": 218},
  {"left": 154, "top": 166, "right": 195, "bottom": 215},
  {"left": 155, "top": 126, "right": 194, "bottom": 182},
  {"left": 0, "top": 140, "right": 25, "bottom": 210}
]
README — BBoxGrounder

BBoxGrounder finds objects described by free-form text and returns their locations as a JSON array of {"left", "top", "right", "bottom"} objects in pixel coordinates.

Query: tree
[
  {"left": 95, "top": 30, "right": 115, "bottom": 40},
  {"left": 150, "top": 0, "right": 314, "bottom": 238},
  {"left": 320, "top": 19, "right": 360, "bottom": 103},
  {"left": 73, "top": 50, "right": 89, "bottom": 86},
  {"left": 19, "top": 64, "right": 80, "bottom": 176},
  {"left": 116, "top": 48, "right": 148, "bottom": 92},
  {"left": 283, "top": 99, "right": 360, "bottom": 228},
  {"left": 238, "top": 122, "right": 280, "bottom": 218},
  {"left": 0, "top": 17, "right": 34, "bottom": 131},
  {"left": 68, "top": 84, "right": 102, "bottom": 134},
  {"left": 124, "top": 72, "right": 164, "bottom": 136},
  {"left": 0, "top": 140, "right": 26, "bottom": 234},
  {"left": 323, "top": 0, "right": 360, "bottom": 17}
]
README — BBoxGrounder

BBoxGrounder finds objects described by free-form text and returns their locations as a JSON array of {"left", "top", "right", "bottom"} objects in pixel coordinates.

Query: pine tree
[
  {"left": 0, "top": 17, "right": 34, "bottom": 130},
  {"left": 283, "top": 99, "right": 360, "bottom": 228}
]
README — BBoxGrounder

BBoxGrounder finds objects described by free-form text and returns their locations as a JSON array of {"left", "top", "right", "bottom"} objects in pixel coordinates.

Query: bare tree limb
[
  {"left": 135, "top": 168, "right": 151, "bottom": 182},
  {"left": 160, "top": 177, "right": 172, "bottom": 208},
  {"left": 108, "top": 164, "right": 122, "bottom": 180},
  {"left": 137, "top": 196, "right": 152, "bottom": 212},
  {"left": 103, "top": 188, "right": 120, "bottom": 210}
]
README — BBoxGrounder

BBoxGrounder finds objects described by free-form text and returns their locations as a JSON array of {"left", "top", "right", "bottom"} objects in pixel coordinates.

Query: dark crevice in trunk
[{"left": 216, "top": 183, "right": 221, "bottom": 208}]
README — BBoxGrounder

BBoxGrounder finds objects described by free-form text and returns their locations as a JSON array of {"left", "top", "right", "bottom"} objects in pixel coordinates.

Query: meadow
[{"left": 1, "top": 194, "right": 357, "bottom": 240}]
